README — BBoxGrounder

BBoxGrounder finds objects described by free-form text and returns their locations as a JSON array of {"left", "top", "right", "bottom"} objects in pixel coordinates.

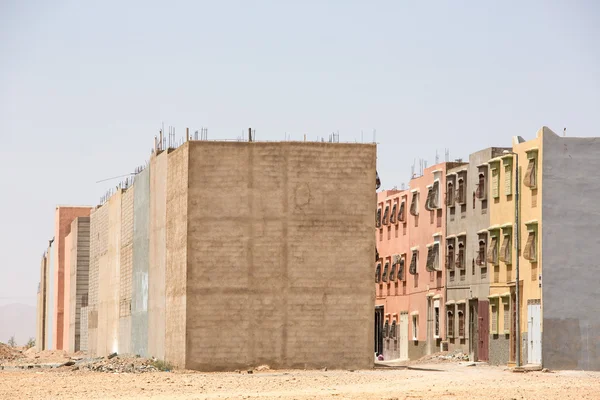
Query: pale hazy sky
[{"left": 1, "top": 1, "right": 598, "bottom": 307}]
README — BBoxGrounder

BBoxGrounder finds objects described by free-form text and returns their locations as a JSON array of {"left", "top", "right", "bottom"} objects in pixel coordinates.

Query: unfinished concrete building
[
  {"left": 65, "top": 216, "right": 91, "bottom": 352},
  {"left": 85, "top": 139, "right": 377, "bottom": 371}
]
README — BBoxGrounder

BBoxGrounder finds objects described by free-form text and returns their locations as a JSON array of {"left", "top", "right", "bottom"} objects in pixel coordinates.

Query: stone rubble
[{"left": 70, "top": 355, "right": 163, "bottom": 373}]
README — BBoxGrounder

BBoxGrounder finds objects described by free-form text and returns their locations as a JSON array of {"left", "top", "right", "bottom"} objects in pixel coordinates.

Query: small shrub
[
  {"left": 7, "top": 336, "right": 17, "bottom": 347},
  {"left": 25, "top": 338, "right": 35, "bottom": 349}
]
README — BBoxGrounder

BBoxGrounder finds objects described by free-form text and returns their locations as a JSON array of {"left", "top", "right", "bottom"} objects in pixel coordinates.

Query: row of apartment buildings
[
  {"left": 36, "top": 138, "right": 377, "bottom": 371},
  {"left": 375, "top": 127, "right": 600, "bottom": 371}
]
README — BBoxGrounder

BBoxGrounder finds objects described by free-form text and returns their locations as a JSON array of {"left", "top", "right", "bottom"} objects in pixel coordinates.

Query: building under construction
[{"left": 38, "top": 132, "right": 377, "bottom": 371}]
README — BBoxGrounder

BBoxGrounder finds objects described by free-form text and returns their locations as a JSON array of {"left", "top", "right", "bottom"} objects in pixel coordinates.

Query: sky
[{"left": 0, "top": 0, "right": 599, "bottom": 307}]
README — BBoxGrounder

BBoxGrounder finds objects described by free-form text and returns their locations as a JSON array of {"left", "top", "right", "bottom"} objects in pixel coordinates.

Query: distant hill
[{"left": 0, "top": 303, "right": 36, "bottom": 346}]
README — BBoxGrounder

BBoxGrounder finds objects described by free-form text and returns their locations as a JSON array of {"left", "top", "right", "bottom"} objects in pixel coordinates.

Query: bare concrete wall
[
  {"left": 180, "top": 142, "right": 375, "bottom": 371},
  {"left": 132, "top": 167, "right": 150, "bottom": 357},
  {"left": 88, "top": 203, "right": 109, "bottom": 356},
  {"left": 149, "top": 152, "right": 168, "bottom": 360},
  {"left": 119, "top": 188, "right": 134, "bottom": 354},
  {"left": 97, "top": 193, "right": 122, "bottom": 356},
  {"left": 67, "top": 217, "right": 90, "bottom": 352},
  {"left": 165, "top": 146, "right": 188, "bottom": 368},
  {"left": 542, "top": 131, "right": 600, "bottom": 370}
]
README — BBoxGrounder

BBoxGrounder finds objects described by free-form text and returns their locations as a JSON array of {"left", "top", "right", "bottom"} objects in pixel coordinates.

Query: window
[
  {"left": 476, "top": 172, "right": 486, "bottom": 199},
  {"left": 426, "top": 245, "right": 435, "bottom": 272},
  {"left": 398, "top": 256, "right": 406, "bottom": 281},
  {"left": 434, "top": 300, "right": 440, "bottom": 338},
  {"left": 487, "top": 235, "right": 499, "bottom": 266},
  {"left": 425, "top": 187, "right": 434, "bottom": 211},
  {"left": 456, "top": 178, "right": 466, "bottom": 204},
  {"left": 391, "top": 320, "right": 397, "bottom": 340},
  {"left": 499, "top": 232, "right": 512, "bottom": 263},
  {"left": 81, "top": 293, "right": 88, "bottom": 308},
  {"left": 410, "top": 192, "right": 419, "bottom": 216},
  {"left": 387, "top": 226, "right": 391, "bottom": 240},
  {"left": 491, "top": 166, "right": 500, "bottom": 198},
  {"left": 491, "top": 299, "right": 499, "bottom": 335},
  {"left": 375, "top": 263, "right": 381, "bottom": 283},
  {"left": 447, "top": 309, "right": 454, "bottom": 338},
  {"left": 524, "top": 157, "right": 537, "bottom": 189},
  {"left": 376, "top": 207, "right": 382, "bottom": 228},
  {"left": 412, "top": 315, "right": 419, "bottom": 340},
  {"left": 446, "top": 242, "right": 455, "bottom": 269},
  {"left": 383, "top": 205, "right": 390, "bottom": 225},
  {"left": 384, "top": 320, "right": 389, "bottom": 338},
  {"left": 399, "top": 201, "right": 406, "bottom": 222},
  {"left": 433, "top": 243, "right": 440, "bottom": 271},
  {"left": 449, "top": 270, "right": 455, "bottom": 281},
  {"left": 390, "top": 257, "right": 398, "bottom": 282},
  {"left": 432, "top": 181, "right": 440, "bottom": 209},
  {"left": 456, "top": 240, "right": 465, "bottom": 269},
  {"left": 458, "top": 305, "right": 465, "bottom": 337},
  {"left": 504, "top": 161, "right": 513, "bottom": 195},
  {"left": 382, "top": 261, "right": 389, "bottom": 282},
  {"left": 409, "top": 251, "right": 418, "bottom": 275},
  {"left": 524, "top": 230, "right": 537, "bottom": 262},
  {"left": 503, "top": 297, "right": 511, "bottom": 334},
  {"left": 446, "top": 180, "right": 455, "bottom": 207},
  {"left": 476, "top": 239, "right": 486, "bottom": 266},
  {"left": 390, "top": 203, "right": 397, "bottom": 224}
]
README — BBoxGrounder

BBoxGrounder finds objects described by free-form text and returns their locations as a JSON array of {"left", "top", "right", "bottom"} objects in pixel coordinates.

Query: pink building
[
  {"left": 376, "top": 163, "right": 460, "bottom": 361},
  {"left": 53, "top": 206, "right": 92, "bottom": 350}
]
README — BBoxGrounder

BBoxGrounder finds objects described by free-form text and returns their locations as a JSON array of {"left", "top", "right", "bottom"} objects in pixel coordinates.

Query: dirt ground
[{"left": 2, "top": 362, "right": 600, "bottom": 400}]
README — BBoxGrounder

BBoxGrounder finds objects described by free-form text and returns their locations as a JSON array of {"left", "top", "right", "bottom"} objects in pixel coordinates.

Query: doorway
[
  {"left": 477, "top": 300, "right": 489, "bottom": 362},
  {"left": 374, "top": 306, "right": 384, "bottom": 356},
  {"left": 527, "top": 301, "right": 542, "bottom": 365},
  {"left": 469, "top": 300, "right": 478, "bottom": 361},
  {"left": 399, "top": 312, "right": 409, "bottom": 360}
]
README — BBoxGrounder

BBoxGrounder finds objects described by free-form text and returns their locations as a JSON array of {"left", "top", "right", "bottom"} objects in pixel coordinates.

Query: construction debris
[{"left": 69, "top": 355, "right": 164, "bottom": 373}]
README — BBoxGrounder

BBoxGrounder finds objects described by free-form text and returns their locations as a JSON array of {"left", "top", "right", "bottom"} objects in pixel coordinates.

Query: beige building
[{"left": 86, "top": 138, "right": 377, "bottom": 371}]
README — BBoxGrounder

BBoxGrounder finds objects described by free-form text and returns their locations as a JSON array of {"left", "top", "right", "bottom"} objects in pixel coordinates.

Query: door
[
  {"left": 478, "top": 300, "right": 489, "bottom": 362},
  {"left": 426, "top": 297, "right": 433, "bottom": 355},
  {"left": 469, "top": 303, "right": 476, "bottom": 360},
  {"left": 375, "top": 306, "right": 384, "bottom": 356},
  {"left": 528, "top": 303, "right": 542, "bottom": 365},
  {"left": 510, "top": 292, "right": 516, "bottom": 362},
  {"left": 399, "top": 312, "right": 409, "bottom": 361}
]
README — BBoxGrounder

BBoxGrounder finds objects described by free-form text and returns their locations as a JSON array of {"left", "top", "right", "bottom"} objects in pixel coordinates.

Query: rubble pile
[
  {"left": 434, "top": 351, "right": 470, "bottom": 362},
  {"left": 0, "top": 343, "right": 21, "bottom": 362},
  {"left": 72, "top": 355, "right": 164, "bottom": 373},
  {"left": 415, "top": 350, "right": 470, "bottom": 364}
]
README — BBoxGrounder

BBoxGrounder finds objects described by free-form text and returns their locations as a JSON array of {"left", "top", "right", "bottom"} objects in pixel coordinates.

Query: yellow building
[{"left": 487, "top": 127, "right": 544, "bottom": 366}]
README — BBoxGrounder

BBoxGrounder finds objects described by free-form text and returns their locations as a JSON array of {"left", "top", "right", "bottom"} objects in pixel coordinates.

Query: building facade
[
  {"left": 376, "top": 163, "right": 464, "bottom": 361},
  {"left": 445, "top": 148, "right": 508, "bottom": 362},
  {"left": 81, "top": 139, "right": 378, "bottom": 371}
]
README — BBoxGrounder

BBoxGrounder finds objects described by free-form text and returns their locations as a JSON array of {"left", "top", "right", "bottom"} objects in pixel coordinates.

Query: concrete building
[
  {"left": 65, "top": 217, "right": 90, "bottom": 352},
  {"left": 540, "top": 128, "right": 600, "bottom": 371},
  {"left": 445, "top": 148, "right": 507, "bottom": 363},
  {"left": 375, "top": 189, "right": 410, "bottom": 361},
  {"left": 52, "top": 206, "right": 92, "bottom": 350},
  {"left": 36, "top": 208, "right": 92, "bottom": 351},
  {"left": 375, "top": 162, "right": 463, "bottom": 361},
  {"left": 405, "top": 163, "right": 450, "bottom": 360},
  {"left": 84, "top": 139, "right": 376, "bottom": 371},
  {"left": 486, "top": 149, "right": 519, "bottom": 366}
]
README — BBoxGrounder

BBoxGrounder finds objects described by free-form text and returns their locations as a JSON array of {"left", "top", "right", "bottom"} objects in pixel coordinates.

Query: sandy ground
[{"left": 2, "top": 363, "right": 600, "bottom": 400}]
